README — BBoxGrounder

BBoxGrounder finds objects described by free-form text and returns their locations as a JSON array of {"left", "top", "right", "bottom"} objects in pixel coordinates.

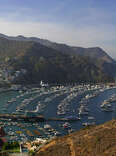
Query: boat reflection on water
[{"left": 0, "top": 83, "right": 115, "bottom": 142}]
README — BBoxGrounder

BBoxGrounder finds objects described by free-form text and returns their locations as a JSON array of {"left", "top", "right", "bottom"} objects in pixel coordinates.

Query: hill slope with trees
[{"left": 0, "top": 36, "right": 115, "bottom": 84}]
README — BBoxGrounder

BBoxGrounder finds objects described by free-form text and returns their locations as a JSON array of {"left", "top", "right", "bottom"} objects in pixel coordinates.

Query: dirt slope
[{"left": 35, "top": 120, "right": 116, "bottom": 156}]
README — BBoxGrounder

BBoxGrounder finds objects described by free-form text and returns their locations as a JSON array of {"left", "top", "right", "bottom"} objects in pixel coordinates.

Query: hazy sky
[{"left": 0, "top": 0, "right": 116, "bottom": 58}]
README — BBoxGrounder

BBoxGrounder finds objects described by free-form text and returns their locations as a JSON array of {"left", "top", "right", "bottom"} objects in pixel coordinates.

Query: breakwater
[{"left": 0, "top": 114, "right": 79, "bottom": 122}]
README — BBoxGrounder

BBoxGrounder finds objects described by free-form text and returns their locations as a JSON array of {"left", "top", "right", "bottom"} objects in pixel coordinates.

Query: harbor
[{"left": 0, "top": 83, "right": 115, "bottom": 143}]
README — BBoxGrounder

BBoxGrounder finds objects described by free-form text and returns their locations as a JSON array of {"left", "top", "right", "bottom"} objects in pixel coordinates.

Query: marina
[{"left": 0, "top": 84, "right": 115, "bottom": 143}]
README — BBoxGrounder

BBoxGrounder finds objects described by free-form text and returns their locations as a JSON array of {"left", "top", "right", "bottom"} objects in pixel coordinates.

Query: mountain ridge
[
  {"left": 0, "top": 33, "right": 115, "bottom": 63},
  {"left": 0, "top": 34, "right": 115, "bottom": 84}
]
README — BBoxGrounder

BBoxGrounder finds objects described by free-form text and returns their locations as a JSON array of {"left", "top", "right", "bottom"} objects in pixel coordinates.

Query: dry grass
[{"left": 35, "top": 119, "right": 116, "bottom": 156}]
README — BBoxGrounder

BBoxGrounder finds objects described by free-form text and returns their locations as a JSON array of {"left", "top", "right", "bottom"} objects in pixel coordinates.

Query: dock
[
  {"left": 0, "top": 114, "right": 79, "bottom": 122},
  {"left": 47, "top": 117, "right": 80, "bottom": 122},
  {"left": 0, "top": 114, "right": 45, "bottom": 122}
]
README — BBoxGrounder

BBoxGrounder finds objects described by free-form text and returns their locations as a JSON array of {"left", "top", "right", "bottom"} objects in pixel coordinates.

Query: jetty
[
  {"left": 0, "top": 114, "right": 79, "bottom": 122},
  {"left": 0, "top": 114, "right": 45, "bottom": 122}
]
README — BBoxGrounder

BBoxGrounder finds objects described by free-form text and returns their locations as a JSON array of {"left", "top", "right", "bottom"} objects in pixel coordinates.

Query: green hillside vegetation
[
  {"left": 12, "top": 53, "right": 113, "bottom": 84},
  {"left": 0, "top": 37, "right": 114, "bottom": 84},
  {"left": 2, "top": 142, "right": 20, "bottom": 153},
  {"left": 0, "top": 37, "right": 34, "bottom": 60}
]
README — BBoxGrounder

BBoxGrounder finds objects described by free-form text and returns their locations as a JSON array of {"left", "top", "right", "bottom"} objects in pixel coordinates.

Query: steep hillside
[
  {"left": 35, "top": 120, "right": 116, "bottom": 156},
  {"left": 1, "top": 33, "right": 116, "bottom": 79},
  {"left": 0, "top": 33, "right": 114, "bottom": 63},
  {"left": 0, "top": 37, "right": 60, "bottom": 60},
  {"left": 0, "top": 36, "right": 114, "bottom": 84}
]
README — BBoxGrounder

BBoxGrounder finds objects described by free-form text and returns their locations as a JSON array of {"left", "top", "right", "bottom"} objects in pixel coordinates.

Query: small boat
[
  {"left": 54, "top": 131, "right": 61, "bottom": 136},
  {"left": 63, "top": 122, "right": 71, "bottom": 129},
  {"left": 82, "top": 122, "right": 95, "bottom": 126},
  {"left": 88, "top": 116, "right": 95, "bottom": 120},
  {"left": 101, "top": 108, "right": 113, "bottom": 112}
]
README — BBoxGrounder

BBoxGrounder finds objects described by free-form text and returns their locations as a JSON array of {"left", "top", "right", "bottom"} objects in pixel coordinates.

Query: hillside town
[{"left": 0, "top": 59, "right": 27, "bottom": 84}]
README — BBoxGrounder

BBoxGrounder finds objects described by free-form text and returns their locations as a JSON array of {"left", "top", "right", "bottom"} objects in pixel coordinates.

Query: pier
[
  {"left": 47, "top": 117, "right": 80, "bottom": 122},
  {"left": 0, "top": 114, "right": 79, "bottom": 122},
  {"left": 0, "top": 114, "right": 45, "bottom": 122}
]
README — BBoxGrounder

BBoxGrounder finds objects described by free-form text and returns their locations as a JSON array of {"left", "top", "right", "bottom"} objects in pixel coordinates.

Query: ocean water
[{"left": 0, "top": 87, "right": 116, "bottom": 141}]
